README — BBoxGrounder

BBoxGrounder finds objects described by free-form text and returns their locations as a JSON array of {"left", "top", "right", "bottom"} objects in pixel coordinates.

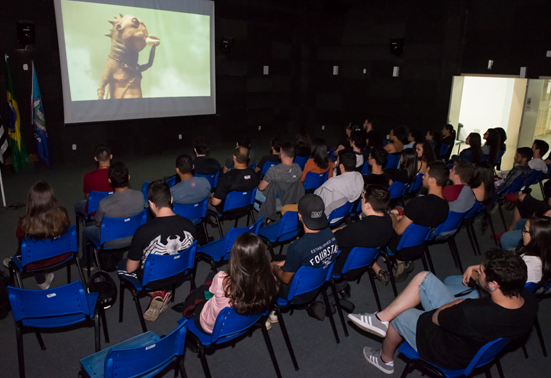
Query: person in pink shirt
[{"left": 182, "top": 233, "right": 278, "bottom": 334}]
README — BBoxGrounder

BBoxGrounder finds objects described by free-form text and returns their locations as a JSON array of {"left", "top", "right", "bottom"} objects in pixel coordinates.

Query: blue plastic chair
[
  {"left": 294, "top": 155, "right": 309, "bottom": 170},
  {"left": 274, "top": 261, "right": 345, "bottom": 371},
  {"left": 119, "top": 241, "right": 198, "bottom": 333},
  {"left": 208, "top": 188, "right": 258, "bottom": 238},
  {"left": 8, "top": 281, "right": 108, "bottom": 378},
  {"left": 524, "top": 169, "right": 542, "bottom": 187},
  {"left": 385, "top": 153, "right": 401, "bottom": 170},
  {"left": 8, "top": 225, "right": 84, "bottom": 289},
  {"left": 439, "top": 143, "right": 451, "bottom": 159},
  {"left": 259, "top": 211, "right": 300, "bottom": 255},
  {"left": 197, "top": 217, "right": 263, "bottom": 272},
  {"left": 522, "top": 281, "right": 548, "bottom": 358},
  {"left": 496, "top": 173, "right": 530, "bottom": 229},
  {"left": 79, "top": 320, "right": 187, "bottom": 378},
  {"left": 461, "top": 200, "right": 484, "bottom": 256},
  {"left": 384, "top": 223, "right": 431, "bottom": 297},
  {"left": 388, "top": 181, "right": 407, "bottom": 199},
  {"left": 85, "top": 209, "right": 147, "bottom": 276},
  {"left": 260, "top": 161, "right": 279, "bottom": 179},
  {"left": 327, "top": 201, "right": 354, "bottom": 227},
  {"left": 186, "top": 307, "right": 282, "bottom": 378},
  {"left": 407, "top": 173, "right": 424, "bottom": 194},
  {"left": 425, "top": 210, "right": 470, "bottom": 274},
  {"left": 303, "top": 171, "right": 328, "bottom": 191},
  {"left": 77, "top": 191, "right": 114, "bottom": 242},
  {"left": 361, "top": 161, "right": 371, "bottom": 175},
  {"left": 398, "top": 338, "right": 509, "bottom": 378},
  {"left": 173, "top": 198, "right": 209, "bottom": 241},
  {"left": 332, "top": 247, "right": 382, "bottom": 317},
  {"left": 141, "top": 176, "right": 177, "bottom": 204},
  {"left": 166, "top": 175, "right": 177, "bottom": 187},
  {"left": 196, "top": 171, "right": 220, "bottom": 189}
]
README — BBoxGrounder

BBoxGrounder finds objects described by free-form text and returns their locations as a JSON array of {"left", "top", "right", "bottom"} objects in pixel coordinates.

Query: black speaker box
[
  {"left": 390, "top": 37, "right": 404, "bottom": 57},
  {"left": 17, "top": 21, "right": 35, "bottom": 46},
  {"left": 221, "top": 37, "right": 233, "bottom": 54}
]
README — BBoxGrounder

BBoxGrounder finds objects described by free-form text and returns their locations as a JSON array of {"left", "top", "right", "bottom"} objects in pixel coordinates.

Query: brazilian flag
[{"left": 5, "top": 54, "right": 28, "bottom": 171}]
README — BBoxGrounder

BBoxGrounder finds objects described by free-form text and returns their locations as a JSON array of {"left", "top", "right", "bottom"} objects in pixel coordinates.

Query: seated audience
[
  {"left": 255, "top": 138, "right": 281, "bottom": 174},
  {"left": 440, "top": 124, "right": 456, "bottom": 160},
  {"left": 81, "top": 162, "right": 144, "bottom": 267},
  {"left": 530, "top": 139, "right": 549, "bottom": 173},
  {"left": 192, "top": 136, "right": 221, "bottom": 176},
  {"left": 469, "top": 162, "right": 495, "bottom": 205},
  {"left": 494, "top": 147, "right": 533, "bottom": 197},
  {"left": 348, "top": 249, "right": 537, "bottom": 375},
  {"left": 443, "top": 161, "right": 476, "bottom": 214},
  {"left": 482, "top": 128, "right": 501, "bottom": 167},
  {"left": 363, "top": 117, "right": 376, "bottom": 133},
  {"left": 337, "top": 123, "right": 360, "bottom": 152},
  {"left": 415, "top": 141, "right": 436, "bottom": 174},
  {"left": 349, "top": 130, "right": 369, "bottom": 170},
  {"left": 366, "top": 129, "right": 384, "bottom": 150},
  {"left": 496, "top": 127, "right": 508, "bottom": 170},
  {"left": 182, "top": 233, "right": 278, "bottom": 333},
  {"left": 170, "top": 154, "right": 211, "bottom": 205},
  {"left": 4, "top": 181, "right": 71, "bottom": 289},
  {"left": 386, "top": 148, "right": 417, "bottom": 186},
  {"left": 404, "top": 129, "right": 423, "bottom": 149},
  {"left": 257, "top": 143, "right": 303, "bottom": 220},
  {"left": 333, "top": 185, "right": 393, "bottom": 289},
  {"left": 425, "top": 129, "right": 443, "bottom": 156},
  {"left": 384, "top": 125, "right": 409, "bottom": 154},
  {"left": 210, "top": 146, "right": 260, "bottom": 214},
  {"left": 223, "top": 137, "right": 256, "bottom": 173},
  {"left": 301, "top": 138, "right": 334, "bottom": 183},
  {"left": 315, "top": 151, "right": 364, "bottom": 217},
  {"left": 117, "top": 180, "right": 197, "bottom": 322},
  {"left": 453, "top": 132, "right": 482, "bottom": 164},
  {"left": 74, "top": 145, "right": 113, "bottom": 218},
  {"left": 363, "top": 148, "right": 390, "bottom": 188},
  {"left": 296, "top": 131, "right": 312, "bottom": 157}
]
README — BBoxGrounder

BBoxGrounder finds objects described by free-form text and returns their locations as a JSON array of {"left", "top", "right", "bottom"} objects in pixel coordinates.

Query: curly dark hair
[{"left": 482, "top": 248, "right": 527, "bottom": 297}]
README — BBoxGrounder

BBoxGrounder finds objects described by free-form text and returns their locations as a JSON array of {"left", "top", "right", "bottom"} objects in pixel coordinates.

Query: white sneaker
[
  {"left": 363, "top": 347, "right": 394, "bottom": 374},
  {"left": 348, "top": 312, "right": 389, "bottom": 338},
  {"left": 38, "top": 273, "right": 55, "bottom": 290},
  {"left": 3, "top": 257, "right": 11, "bottom": 268},
  {"left": 143, "top": 292, "right": 172, "bottom": 322},
  {"left": 265, "top": 319, "right": 272, "bottom": 330},
  {"left": 268, "top": 310, "right": 278, "bottom": 323}
]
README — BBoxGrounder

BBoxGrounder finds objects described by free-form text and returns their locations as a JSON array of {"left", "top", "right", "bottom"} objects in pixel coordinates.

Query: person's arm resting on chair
[
  {"left": 126, "top": 259, "right": 140, "bottom": 274},
  {"left": 271, "top": 260, "right": 295, "bottom": 284},
  {"left": 390, "top": 212, "right": 413, "bottom": 236}
]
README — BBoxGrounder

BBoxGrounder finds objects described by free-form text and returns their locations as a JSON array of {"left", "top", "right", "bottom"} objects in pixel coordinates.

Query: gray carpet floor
[{"left": 0, "top": 142, "right": 549, "bottom": 378}]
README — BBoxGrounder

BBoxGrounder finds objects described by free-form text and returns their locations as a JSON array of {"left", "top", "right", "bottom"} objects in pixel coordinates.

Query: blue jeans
[
  {"left": 254, "top": 190, "right": 266, "bottom": 211},
  {"left": 443, "top": 275, "right": 480, "bottom": 299},
  {"left": 501, "top": 219, "right": 526, "bottom": 251},
  {"left": 391, "top": 272, "right": 456, "bottom": 351}
]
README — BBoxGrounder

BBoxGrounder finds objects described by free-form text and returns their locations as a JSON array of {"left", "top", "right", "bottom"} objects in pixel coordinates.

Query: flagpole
[{"left": 0, "top": 169, "right": 6, "bottom": 207}]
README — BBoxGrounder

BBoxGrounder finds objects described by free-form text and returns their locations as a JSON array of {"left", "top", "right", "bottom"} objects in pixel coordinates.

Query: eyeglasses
[{"left": 521, "top": 228, "right": 530, "bottom": 235}]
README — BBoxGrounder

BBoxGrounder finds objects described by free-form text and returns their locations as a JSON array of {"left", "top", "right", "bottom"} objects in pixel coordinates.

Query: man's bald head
[{"left": 233, "top": 145, "right": 249, "bottom": 165}]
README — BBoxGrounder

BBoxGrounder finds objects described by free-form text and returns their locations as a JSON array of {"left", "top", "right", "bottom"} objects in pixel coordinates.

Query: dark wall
[{"left": 2, "top": 0, "right": 551, "bottom": 165}]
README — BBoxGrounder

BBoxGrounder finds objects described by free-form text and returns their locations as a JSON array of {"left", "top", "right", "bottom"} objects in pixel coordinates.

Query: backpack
[
  {"left": 0, "top": 270, "right": 12, "bottom": 319},
  {"left": 96, "top": 249, "right": 125, "bottom": 272},
  {"left": 88, "top": 271, "right": 118, "bottom": 309}
]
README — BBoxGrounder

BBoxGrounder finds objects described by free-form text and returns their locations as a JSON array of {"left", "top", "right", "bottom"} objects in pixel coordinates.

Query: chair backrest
[
  {"left": 88, "top": 190, "right": 114, "bottom": 215},
  {"left": 220, "top": 217, "right": 264, "bottom": 260},
  {"left": 142, "top": 241, "right": 198, "bottom": 286},
  {"left": 195, "top": 171, "right": 220, "bottom": 188},
  {"left": 275, "top": 211, "right": 300, "bottom": 240},
  {"left": 464, "top": 200, "right": 483, "bottom": 219},
  {"left": 141, "top": 182, "right": 150, "bottom": 203},
  {"left": 388, "top": 181, "right": 407, "bottom": 199},
  {"left": 463, "top": 338, "right": 510, "bottom": 376},
  {"left": 504, "top": 174, "right": 527, "bottom": 195},
  {"left": 294, "top": 155, "right": 309, "bottom": 170},
  {"left": 303, "top": 171, "right": 328, "bottom": 191},
  {"left": 260, "top": 162, "right": 279, "bottom": 179},
  {"left": 222, "top": 189, "right": 257, "bottom": 213},
  {"left": 524, "top": 169, "right": 541, "bottom": 187},
  {"left": 431, "top": 210, "right": 468, "bottom": 239},
  {"left": 439, "top": 143, "right": 450, "bottom": 158},
  {"left": 408, "top": 173, "right": 424, "bottom": 193},
  {"left": 327, "top": 201, "right": 354, "bottom": 224},
  {"left": 286, "top": 263, "right": 335, "bottom": 301},
  {"left": 99, "top": 209, "right": 147, "bottom": 245},
  {"left": 397, "top": 223, "right": 431, "bottom": 251},
  {"left": 361, "top": 161, "right": 371, "bottom": 175},
  {"left": 8, "top": 281, "right": 93, "bottom": 322},
  {"left": 339, "top": 247, "right": 379, "bottom": 276},
  {"left": 172, "top": 198, "right": 208, "bottom": 223},
  {"left": 166, "top": 175, "right": 177, "bottom": 187},
  {"left": 105, "top": 321, "right": 187, "bottom": 378},
  {"left": 208, "top": 307, "right": 264, "bottom": 345},
  {"left": 385, "top": 153, "right": 401, "bottom": 170},
  {"left": 21, "top": 224, "right": 77, "bottom": 266}
]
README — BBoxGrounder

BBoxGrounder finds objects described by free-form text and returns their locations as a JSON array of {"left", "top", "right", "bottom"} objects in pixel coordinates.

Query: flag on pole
[
  {"left": 0, "top": 115, "right": 9, "bottom": 165},
  {"left": 31, "top": 61, "right": 51, "bottom": 166},
  {"left": 5, "top": 54, "right": 28, "bottom": 171}
]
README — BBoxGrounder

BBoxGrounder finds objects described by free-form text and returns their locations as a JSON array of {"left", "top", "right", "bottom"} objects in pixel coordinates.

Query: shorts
[{"left": 390, "top": 272, "right": 456, "bottom": 351}]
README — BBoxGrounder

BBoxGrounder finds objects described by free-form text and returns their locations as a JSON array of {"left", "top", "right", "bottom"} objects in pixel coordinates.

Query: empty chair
[
  {"left": 79, "top": 320, "right": 187, "bottom": 378},
  {"left": 407, "top": 173, "right": 424, "bottom": 194},
  {"left": 76, "top": 190, "right": 113, "bottom": 237},
  {"left": 385, "top": 153, "right": 401, "bottom": 170},
  {"left": 439, "top": 143, "right": 451, "bottom": 160},
  {"left": 294, "top": 155, "right": 309, "bottom": 170},
  {"left": 196, "top": 171, "right": 220, "bottom": 189},
  {"left": 173, "top": 198, "right": 209, "bottom": 240},
  {"left": 8, "top": 281, "right": 109, "bottom": 378},
  {"left": 361, "top": 161, "right": 371, "bottom": 175},
  {"left": 388, "top": 181, "right": 407, "bottom": 200},
  {"left": 207, "top": 189, "right": 257, "bottom": 238},
  {"left": 303, "top": 171, "right": 328, "bottom": 192},
  {"left": 260, "top": 161, "right": 279, "bottom": 179},
  {"left": 259, "top": 211, "right": 300, "bottom": 256}
]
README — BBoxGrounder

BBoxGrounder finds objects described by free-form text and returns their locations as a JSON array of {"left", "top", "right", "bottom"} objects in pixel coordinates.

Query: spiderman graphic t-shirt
[{"left": 127, "top": 214, "right": 197, "bottom": 270}]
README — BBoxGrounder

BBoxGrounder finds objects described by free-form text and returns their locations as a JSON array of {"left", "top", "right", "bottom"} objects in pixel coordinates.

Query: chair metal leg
[
  {"left": 399, "top": 360, "right": 414, "bottom": 378},
  {"left": 119, "top": 281, "right": 125, "bottom": 323},
  {"left": 132, "top": 290, "right": 148, "bottom": 333},
  {"left": 87, "top": 244, "right": 92, "bottom": 279},
  {"left": 367, "top": 267, "right": 382, "bottom": 311},
  {"left": 67, "top": 262, "right": 71, "bottom": 284},
  {"left": 421, "top": 254, "right": 428, "bottom": 271},
  {"left": 198, "top": 346, "right": 212, "bottom": 378},
  {"left": 330, "top": 279, "right": 348, "bottom": 337},
  {"left": 465, "top": 221, "right": 477, "bottom": 256},
  {"left": 534, "top": 314, "right": 548, "bottom": 357},
  {"left": 321, "top": 287, "right": 340, "bottom": 344},
  {"left": 469, "top": 222, "right": 481, "bottom": 255},
  {"left": 495, "top": 359, "right": 504, "bottom": 378},
  {"left": 449, "top": 237, "right": 464, "bottom": 272},
  {"left": 498, "top": 203, "right": 507, "bottom": 230},
  {"left": 100, "top": 307, "right": 110, "bottom": 344},
  {"left": 488, "top": 215, "right": 499, "bottom": 247},
  {"left": 522, "top": 344, "right": 529, "bottom": 359},
  {"left": 445, "top": 239, "right": 459, "bottom": 269},
  {"left": 75, "top": 256, "right": 86, "bottom": 288},
  {"left": 260, "top": 319, "right": 283, "bottom": 378},
  {"left": 94, "top": 307, "right": 101, "bottom": 352},
  {"left": 275, "top": 305, "right": 299, "bottom": 371},
  {"left": 202, "top": 222, "right": 210, "bottom": 244},
  {"left": 172, "top": 284, "right": 176, "bottom": 302},
  {"left": 385, "top": 255, "right": 398, "bottom": 297},
  {"left": 16, "top": 324, "right": 25, "bottom": 378},
  {"left": 484, "top": 370, "right": 492, "bottom": 378},
  {"left": 15, "top": 270, "right": 24, "bottom": 289},
  {"left": 249, "top": 209, "right": 255, "bottom": 224},
  {"left": 34, "top": 329, "right": 45, "bottom": 350},
  {"left": 178, "top": 355, "right": 188, "bottom": 378},
  {"left": 424, "top": 247, "right": 435, "bottom": 275},
  {"left": 216, "top": 218, "right": 224, "bottom": 238},
  {"left": 234, "top": 218, "right": 239, "bottom": 227}
]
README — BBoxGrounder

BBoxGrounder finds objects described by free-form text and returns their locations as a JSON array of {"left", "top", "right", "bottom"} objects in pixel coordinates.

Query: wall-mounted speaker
[
  {"left": 17, "top": 21, "right": 35, "bottom": 46},
  {"left": 221, "top": 37, "right": 233, "bottom": 54},
  {"left": 390, "top": 37, "right": 404, "bottom": 57}
]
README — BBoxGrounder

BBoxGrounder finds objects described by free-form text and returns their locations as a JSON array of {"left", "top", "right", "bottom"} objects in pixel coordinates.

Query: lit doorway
[{"left": 518, "top": 79, "right": 551, "bottom": 154}]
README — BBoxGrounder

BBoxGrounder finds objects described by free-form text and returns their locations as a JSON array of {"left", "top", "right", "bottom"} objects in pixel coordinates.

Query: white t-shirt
[
  {"left": 523, "top": 255, "right": 543, "bottom": 284},
  {"left": 528, "top": 158, "right": 548, "bottom": 174}
]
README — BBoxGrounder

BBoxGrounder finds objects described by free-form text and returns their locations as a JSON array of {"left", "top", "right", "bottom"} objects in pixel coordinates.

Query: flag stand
[{"left": 0, "top": 169, "right": 6, "bottom": 207}]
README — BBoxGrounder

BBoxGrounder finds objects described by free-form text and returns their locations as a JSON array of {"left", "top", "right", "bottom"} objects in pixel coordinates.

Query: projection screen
[{"left": 53, "top": 0, "right": 215, "bottom": 124}]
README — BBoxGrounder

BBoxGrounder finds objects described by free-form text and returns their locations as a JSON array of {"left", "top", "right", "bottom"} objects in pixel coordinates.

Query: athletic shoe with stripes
[
  {"left": 363, "top": 347, "right": 394, "bottom": 374},
  {"left": 348, "top": 312, "right": 389, "bottom": 337}
]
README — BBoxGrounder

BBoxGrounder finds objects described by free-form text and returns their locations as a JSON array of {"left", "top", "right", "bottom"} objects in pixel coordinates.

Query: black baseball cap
[{"left": 298, "top": 194, "right": 328, "bottom": 230}]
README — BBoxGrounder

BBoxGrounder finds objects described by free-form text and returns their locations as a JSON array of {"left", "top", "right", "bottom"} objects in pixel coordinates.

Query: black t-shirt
[
  {"left": 417, "top": 291, "right": 538, "bottom": 370},
  {"left": 213, "top": 168, "right": 260, "bottom": 213},
  {"left": 128, "top": 215, "right": 197, "bottom": 269},
  {"left": 363, "top": 173, "right": 390, "bottom": 188},
  {"left": 333, "top": 213, "right": 393, "bottom": 274},
  {"left": 193, "top": 156, "right": 221, "bottom": 175},
  {"left": 296, "top": 146, "right": 311, "bottom": 158},
  {"left": 404, "top": 194, "right": 449, "bottom": 228},
  {"left": 386, "top": 168, "right": 410, "bottom": 184},
  {"left": 257, "top": 154, "right": 281, "bottom": 172},
  {"left": 283, "top": 227, "right": 339, "bottom": 273},
  {"left": 517, "top": 193, "right": 551, "bottom": 219}
]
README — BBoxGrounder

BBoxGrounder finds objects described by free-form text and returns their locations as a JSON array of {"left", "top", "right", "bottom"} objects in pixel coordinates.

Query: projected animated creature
[{"left": 97, "top": 14, "right": 160, "bottom": 100}]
